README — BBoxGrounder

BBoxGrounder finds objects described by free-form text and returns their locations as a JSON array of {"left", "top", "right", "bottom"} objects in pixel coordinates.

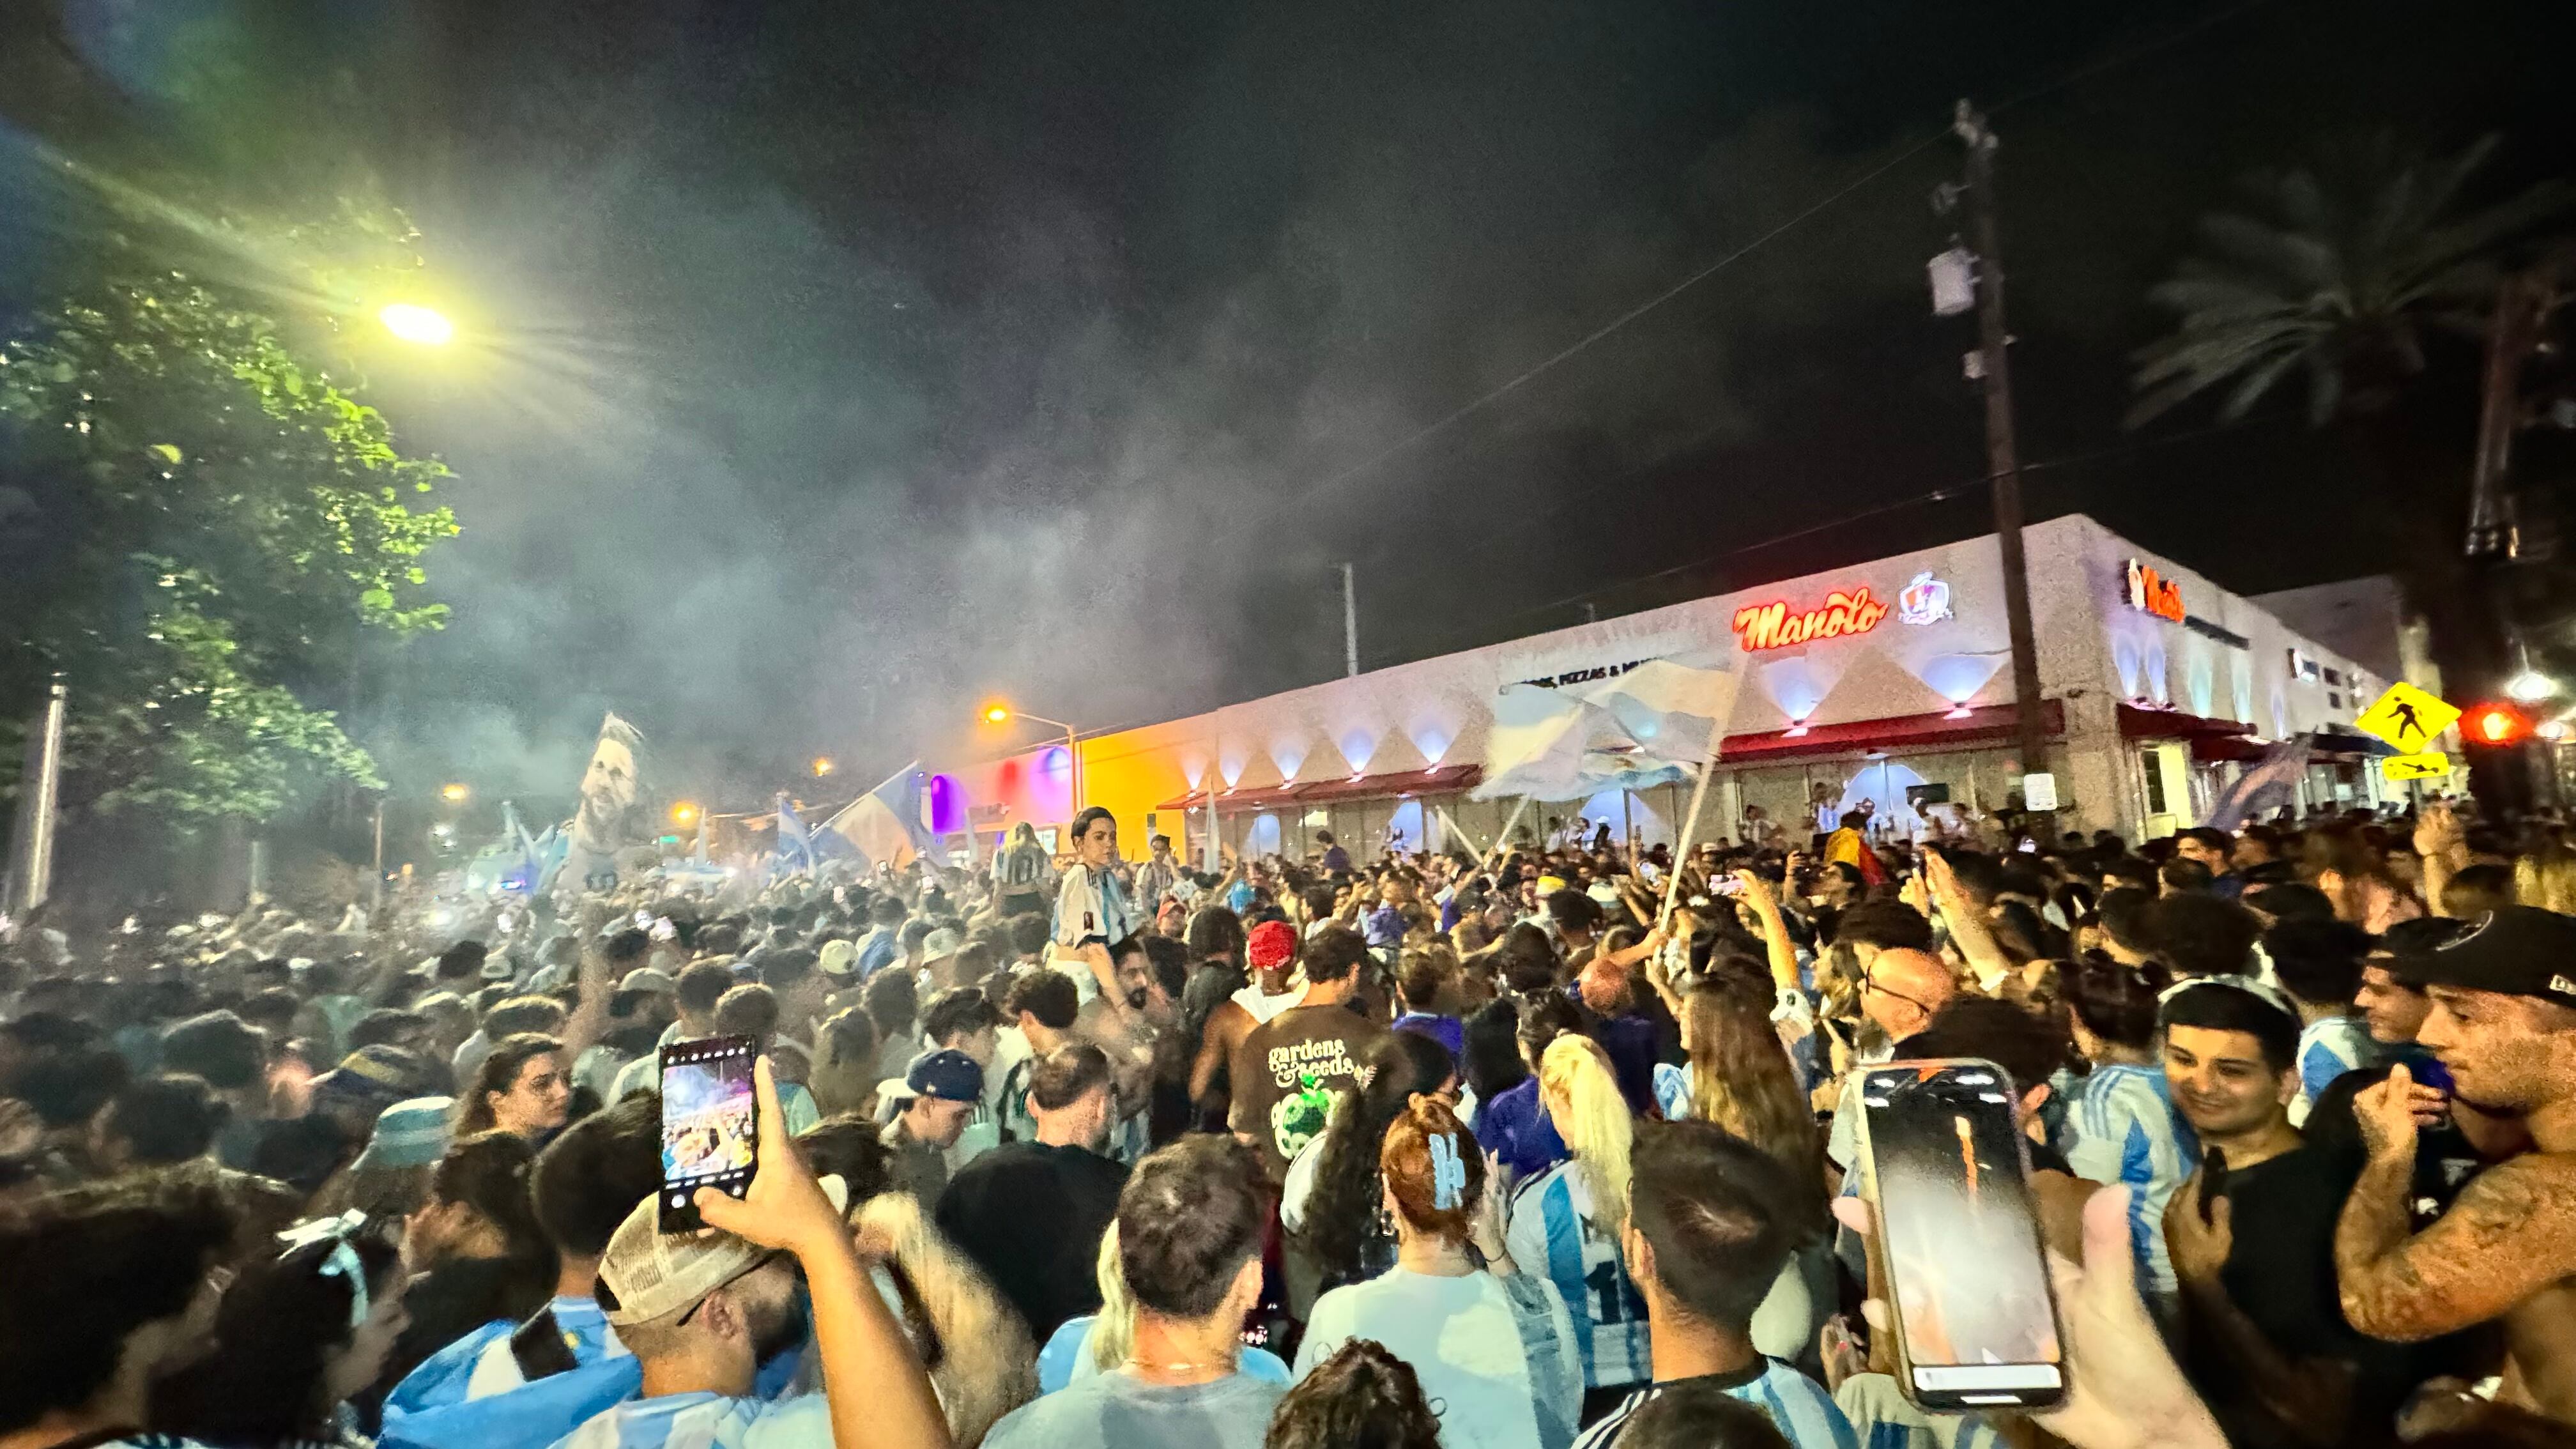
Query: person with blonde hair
[
  {"left": 1507, "top": 1034, "right": 1649, "bottom": 1421},
  {"left": 1297, "top": 1097, "right": 1581, "bottom": 1449}
]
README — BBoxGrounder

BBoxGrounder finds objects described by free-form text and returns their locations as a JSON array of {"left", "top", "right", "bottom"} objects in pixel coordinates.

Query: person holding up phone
[{"left": 558, "top": 1057, "right": 953, "bottom": 1449}]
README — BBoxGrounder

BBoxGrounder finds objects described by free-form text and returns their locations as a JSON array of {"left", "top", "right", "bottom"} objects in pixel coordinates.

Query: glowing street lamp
[
  {"left": 981, "top": 701, "right": 1082, "bottom": 811},
  {"left": 379, "top": 303, "right": 456, "bottom": 346},
  {"left": 671, "top": 802, "right": 700, "bottom": 825},
  {"left": 440, "top": 783, "right": 470, "bottom": 803},
  {"left": 811, "top": 757, "right": 836, "bottom": 777}
]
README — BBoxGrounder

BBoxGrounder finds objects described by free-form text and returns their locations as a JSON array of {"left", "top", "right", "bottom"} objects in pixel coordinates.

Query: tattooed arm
[{"left": 2338, "top": 1139, "right": 2576, "bottom": 1340}]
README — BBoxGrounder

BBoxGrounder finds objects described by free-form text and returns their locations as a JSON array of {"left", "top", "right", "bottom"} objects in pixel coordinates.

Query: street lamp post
[{"left": 983, "top": 704, "right": 1082, "bottom": 817}]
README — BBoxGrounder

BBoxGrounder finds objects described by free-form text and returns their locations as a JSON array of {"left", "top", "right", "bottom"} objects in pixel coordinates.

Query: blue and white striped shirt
[
  {"left": 2063, "top": 1063, "right": 2197, "bottom": 1303},
  {"left": 2292, "top": 1016, "right": 2375, "bottom": 1126},
  {"left": 549, "top": 1390, "right": 831, "bottom": 1449},
  {"left": 1505, "top": 1160, "right": 1652, "bottom": 1390},
  {"left": 1570, "top": 1360, "right": 1858, "bottom": 1449}
]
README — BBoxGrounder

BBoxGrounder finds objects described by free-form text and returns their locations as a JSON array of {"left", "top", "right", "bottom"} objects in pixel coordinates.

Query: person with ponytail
[
  {"left": 155, "top": 1216, "right": 411, "bottom": 1447},
  {"left": 2061, "top": 951, "right": 2194, "bottom": 1314},
  {"left": 1506, "top": 1035, "right": 1648, "bottom": 1422},
  {"left": 1296, "top": 1096, "right": 1581, "bottom": 1449}
]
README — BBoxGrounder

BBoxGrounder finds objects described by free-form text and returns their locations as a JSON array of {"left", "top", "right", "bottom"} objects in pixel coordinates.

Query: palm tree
[{"left": 2128, "top": 134, "right": 2571, "bottom": 429}]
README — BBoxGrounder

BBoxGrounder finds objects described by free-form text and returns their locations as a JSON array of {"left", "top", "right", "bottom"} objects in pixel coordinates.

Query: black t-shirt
[
  {"left": 2303, "top": 1065, "right": 2492, "bottom": 1230},
  {"left": 2186, "top": 1144, "right": 2420, "bottom": 1446},
  {"left": 932, "top": 1140, "right": 1131, "bottom": 1342}
]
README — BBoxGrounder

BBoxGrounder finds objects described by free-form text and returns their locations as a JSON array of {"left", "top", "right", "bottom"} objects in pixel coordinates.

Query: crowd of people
[{"left": 6, "top": 793, "right": 2576, "bottom": 1449}]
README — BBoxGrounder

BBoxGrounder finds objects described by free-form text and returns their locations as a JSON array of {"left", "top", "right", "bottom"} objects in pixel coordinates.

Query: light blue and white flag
[
  {"left": 2205, "top": 735, "right": 2309, "bottom": 832},
  {"left": 819, "top": 763, "right": 931, "bottom": 870}
]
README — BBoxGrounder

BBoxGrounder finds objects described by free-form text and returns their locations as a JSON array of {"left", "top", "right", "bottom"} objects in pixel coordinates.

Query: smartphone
[
  {"left": 2196, "top": 1144, "right": 2230, "bottom": 1225},
  {"left": 2410, "top": 1055, "right": 2455, "bottom": 1094},
  {"left": 1854, "top": 1058, "right": 2066, "bottom": 1411},
  {"left": 1713, "top": 877, "right": 1742, "bottom": 896},
  {"left": 658, "top": 1036, "right": 760, "bottom": 1232}
]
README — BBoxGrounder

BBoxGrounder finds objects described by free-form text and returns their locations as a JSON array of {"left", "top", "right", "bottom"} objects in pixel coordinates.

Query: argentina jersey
[
  {"left": 464, "top": 1296, "right": 630, "bottom": 1399},
  {"left": 2063, "top": 1062, "right": 2197, "bottom": 1303},
  {"left": 549, "top": 1388, "right": 832, "bottom": 1449},
  {"left": 1570, "top": 1360, "right": 1857, "bottom": 1449},
  {"left": 1505, "top": 1159, "right": 1650, "bottom": 1390},
  {"left": 2291, "top": 1016, "right": 2374, "bottom": 1126}
]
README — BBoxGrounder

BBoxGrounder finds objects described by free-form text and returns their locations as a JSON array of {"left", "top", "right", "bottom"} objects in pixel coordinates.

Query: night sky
[{"left": 3, "top": 0, "right": 2570, "bottom": 814}]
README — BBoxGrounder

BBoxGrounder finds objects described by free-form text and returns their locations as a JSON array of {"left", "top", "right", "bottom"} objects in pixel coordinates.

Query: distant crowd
[{"left": 8, "top": 794, "right": 2576, "bottom": 1449}]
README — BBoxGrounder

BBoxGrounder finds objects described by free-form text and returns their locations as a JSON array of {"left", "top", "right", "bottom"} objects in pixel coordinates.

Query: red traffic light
[{"left": 2467, "top": 703, "right": 2533, "bottom": 746}]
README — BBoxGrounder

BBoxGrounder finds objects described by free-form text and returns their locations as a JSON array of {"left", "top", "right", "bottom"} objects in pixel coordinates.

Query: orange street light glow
[{"left": 440, "top": 783, "right": 470, "bottom": 802}]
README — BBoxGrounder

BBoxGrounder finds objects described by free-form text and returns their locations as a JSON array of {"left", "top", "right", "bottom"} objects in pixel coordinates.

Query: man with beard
[
  {"left": 561, "top": 713, "right": 646, "bottom": 894},
  {"left": 2337, "top": 907, "right": 2576, "bottom": 1427}
]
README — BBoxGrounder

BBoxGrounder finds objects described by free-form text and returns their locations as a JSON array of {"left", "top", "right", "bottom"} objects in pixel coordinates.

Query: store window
[{"left": 2143, "top": 753, "right": 2170, "bottom": 815}]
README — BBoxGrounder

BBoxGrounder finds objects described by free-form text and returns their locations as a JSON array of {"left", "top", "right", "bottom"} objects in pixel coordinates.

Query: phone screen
[
  {"left": 1858, "top": 1059, "right": 2065, "bottom": 1409},
  {"left": 659, "top": 1036, "right": 759, "bottom": 1232}
]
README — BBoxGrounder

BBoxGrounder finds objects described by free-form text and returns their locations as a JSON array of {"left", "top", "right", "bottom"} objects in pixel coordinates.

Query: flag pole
[
  {"left": 1657, "top": 712, "right": 1733, "bottom": 931},
  {"left": 1475, "top": 795, "right": 1536, "bottom": 880}
]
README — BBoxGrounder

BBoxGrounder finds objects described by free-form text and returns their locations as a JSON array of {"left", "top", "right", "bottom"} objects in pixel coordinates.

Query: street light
[
  {"left": 671, "top": 802, "right": 700, "bottom": 825},
  {"left": 981, "top": 702, "right": 1082, "bottom": 812},
  {"left": 379, "top": 303, "right": 456, "bottom": 346},
  {"left": 811, "top": 757, "right": 836, "bottom": 777},
  {"left": 440, "top": 782, "right": 470, "bottom": 803}
]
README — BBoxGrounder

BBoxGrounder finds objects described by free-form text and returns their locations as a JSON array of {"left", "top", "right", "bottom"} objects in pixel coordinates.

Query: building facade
[{"left": 935, "top": 514, "right": 2432, "bottom": 863}]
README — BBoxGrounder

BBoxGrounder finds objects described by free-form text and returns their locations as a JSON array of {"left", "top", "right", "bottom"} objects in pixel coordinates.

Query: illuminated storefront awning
[
  {"left": 1156, "top": 763, "right": 1483, "bottom": 813},
  {"left": 1715, "top": 701, "right": 2062, "bottom": 763}
]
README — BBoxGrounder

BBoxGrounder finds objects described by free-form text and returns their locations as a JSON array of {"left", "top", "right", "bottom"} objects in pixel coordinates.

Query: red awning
[
  {"left": 2190, "top": 734, "right": 2271, "bottom": 763},
  {"left": 2117, "top": 703, "right": 2255, "bottom": 741},
  {"left": 1713, "top": 700, "right": 2063, "bottom": 763},
  {"left": 1158, "top": 763, "right": 1483, "bottom": 813},
  {"left": 1291, "top": 764, "right": 1482, "bottom": 804}
]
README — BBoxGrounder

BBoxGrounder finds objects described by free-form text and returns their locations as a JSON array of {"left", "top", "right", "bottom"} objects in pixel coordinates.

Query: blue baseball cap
[{"left": 905, "top": 1048, "right": 984, "bottom": 1104}]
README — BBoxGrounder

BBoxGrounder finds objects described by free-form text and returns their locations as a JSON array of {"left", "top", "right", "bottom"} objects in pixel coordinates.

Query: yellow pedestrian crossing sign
[
  {"left": 2355, "top": 683, "right": 2460, "bottom": 754},
  {"left": 2381, "top": 751, "right": 2451, "bottom": 782}
]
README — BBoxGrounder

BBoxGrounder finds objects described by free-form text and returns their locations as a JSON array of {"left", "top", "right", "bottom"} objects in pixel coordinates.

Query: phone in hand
[
  {"left": 658, "top": 1036, "right": 760, "bottom": 1233},
  {"left": 1853, "top": 1057, "right": 2066, "bottom": 1411}
]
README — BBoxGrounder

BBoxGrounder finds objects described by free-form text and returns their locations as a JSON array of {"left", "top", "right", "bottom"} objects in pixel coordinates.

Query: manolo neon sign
[{"left": 1732, "top": 587, "right": 1889, "bottom": 652}]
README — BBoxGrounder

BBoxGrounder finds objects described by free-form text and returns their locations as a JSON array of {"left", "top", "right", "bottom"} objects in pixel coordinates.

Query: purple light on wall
[{"left": 927, "top": 774, "right": 967, "bottom": 835}]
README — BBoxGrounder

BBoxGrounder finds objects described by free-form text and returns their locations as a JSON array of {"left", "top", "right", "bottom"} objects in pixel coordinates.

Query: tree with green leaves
[
  {"left": 2128, "top": 134, "right": 2570, "bottom": 429},
  {"left": 0, "top": 276, "right": 457, "bottom": 822}
]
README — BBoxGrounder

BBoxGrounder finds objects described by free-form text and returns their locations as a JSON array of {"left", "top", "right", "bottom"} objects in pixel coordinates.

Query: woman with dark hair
[
  {"left": 1461, "top": 998, "right": 1527, "bottom": 1131},
  {"left": 1289, "top": 1030, "right": 1456, "bottom": 1293},
  {"left": 452, "top": 1034, "right": 569, "bottom": 1141},
  {"left": 378, "top": 1131, "right": 555, "bottom": 1397},
  {"left": 1294, "top": 1100, "right": 1579, "bottom": 1449},
  {"left": 1267, "top": 1338, "right": 1447, "bottom": 1449},
  {"left": 156, "top": 1219, "right": 410, "bottom": 1447},
  {"left": 2060, "top": 951, "right": 2191, "bottom": 1315}
]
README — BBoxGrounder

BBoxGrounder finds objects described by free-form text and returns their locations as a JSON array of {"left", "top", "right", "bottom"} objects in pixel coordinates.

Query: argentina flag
[
  {"left": 819, "top": 762, "right": 932, "bottom": 869},
  {"left": 2204, "top": 735, "right": 2310, "bottom": 831}
]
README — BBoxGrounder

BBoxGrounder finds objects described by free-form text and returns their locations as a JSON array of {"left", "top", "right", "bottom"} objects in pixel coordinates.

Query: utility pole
[
  {"left": 2463, "top": 259, "right": 2563, "bottom": 813},
  {"left": 1954, "top": 101, "right": 2051, "bottom": 813},
  {"left": 6, "top": 678, "right": 68, "bottom": 917},
  {"left": 1340, "top": 562, "right": 1360, "bottom": 677}
]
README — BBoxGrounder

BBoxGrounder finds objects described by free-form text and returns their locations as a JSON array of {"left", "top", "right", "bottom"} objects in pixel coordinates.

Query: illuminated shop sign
[
  {"left": 1898, "top": 571, "right": 1952, "bottom": 626},
  {"left": 1733, "top": 587, "right": 1888, "bottom": 652},
  {"left": 2124, "top": 559, "right": 2185, "bottom": 623}
]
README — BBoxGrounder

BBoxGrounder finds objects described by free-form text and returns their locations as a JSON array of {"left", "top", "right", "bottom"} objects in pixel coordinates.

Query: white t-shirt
[{"left": 1296, "top": 1267, "right": 1580, "bottom": 1449}]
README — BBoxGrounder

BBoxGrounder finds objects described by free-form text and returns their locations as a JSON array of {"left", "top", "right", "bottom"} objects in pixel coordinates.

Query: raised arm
[
  {"left": 2337, "top": 1070, "right": 2576, "bottom": 1340},
  {"left": 1925, "top": 849, "right": 2011, "bottom": 993}
]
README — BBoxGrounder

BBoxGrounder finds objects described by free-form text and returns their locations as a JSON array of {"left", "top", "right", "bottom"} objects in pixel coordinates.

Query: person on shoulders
[{"left": 981, "top": 1136, "right": 1284, "bottom": 1449}]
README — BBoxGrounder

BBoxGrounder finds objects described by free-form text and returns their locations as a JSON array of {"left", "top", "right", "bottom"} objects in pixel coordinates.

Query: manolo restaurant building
[{"left": 933, "top": 514, "right": 2441, "bottom": 863}]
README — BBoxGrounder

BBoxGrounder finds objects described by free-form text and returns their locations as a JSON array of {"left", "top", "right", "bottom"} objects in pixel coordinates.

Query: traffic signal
[{"left": 2465, "top": 703, "right": 2533, "bottom": 747}]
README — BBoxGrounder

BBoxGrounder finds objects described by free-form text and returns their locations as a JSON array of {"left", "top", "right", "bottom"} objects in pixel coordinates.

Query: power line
[
  {"left": 1489, "top": 422, "right": 2237, "bottom": 629},
  {"left": 1279, "top": 0, "right": 2275, "bottom": 514}
]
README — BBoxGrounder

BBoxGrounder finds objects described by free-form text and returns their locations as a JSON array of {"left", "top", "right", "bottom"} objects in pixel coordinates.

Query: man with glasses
[{"left": 1819, "top": 948, "right": 1958, "bottom": 1190}]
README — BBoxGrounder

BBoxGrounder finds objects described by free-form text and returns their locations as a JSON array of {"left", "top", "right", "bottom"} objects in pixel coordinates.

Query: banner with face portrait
[{"left": 559, "top": 712, "right": 647, "bottom": 894}]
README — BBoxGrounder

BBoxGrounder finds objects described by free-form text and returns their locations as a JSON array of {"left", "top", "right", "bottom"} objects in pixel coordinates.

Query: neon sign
[
  {"left": 1733, "top": 586, "right": 1889, "bottom": 652},
  {"left": 2124, "top": 559, "right": 2184, "bottom": 623}
]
